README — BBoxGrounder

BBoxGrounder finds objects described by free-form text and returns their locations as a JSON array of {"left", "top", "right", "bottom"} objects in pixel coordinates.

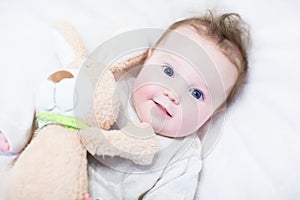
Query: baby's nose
[{"left": 163, "top": 90, "right": 179, "bottom": 105}]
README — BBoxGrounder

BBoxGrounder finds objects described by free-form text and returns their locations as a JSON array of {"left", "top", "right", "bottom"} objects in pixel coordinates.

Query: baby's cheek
[
  {"left": 197, "top": 107, "right": 214, "bottom": 129},
  {"left": 138, "top": 107, "right": 152, "bottom": 124},
  {"left": 169, "top": 118, "right": 182, "bottom": 134},
  {"left": 183, "top": 118, "right": 199, "bottom": 134},
  {"left": 178, "top": 104, "right": 211, "bottom": 135},
  {"left": 133, "top": 84, "right": 155, "bottom": 101}
]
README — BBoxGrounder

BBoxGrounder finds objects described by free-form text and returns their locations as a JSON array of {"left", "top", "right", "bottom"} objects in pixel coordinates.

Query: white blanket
[{"left": 0, "top": 0, "right": 299, "bottom": 199}]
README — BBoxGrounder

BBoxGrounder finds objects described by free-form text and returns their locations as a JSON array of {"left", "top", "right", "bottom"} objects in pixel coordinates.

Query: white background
[{"left": 0, "top": 0, "right": 299, "bottom": 199}]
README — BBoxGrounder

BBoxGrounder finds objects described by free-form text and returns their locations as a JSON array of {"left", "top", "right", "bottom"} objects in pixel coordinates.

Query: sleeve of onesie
[{"left": 142, "top": 149, "right": 202, "bottom": 199}]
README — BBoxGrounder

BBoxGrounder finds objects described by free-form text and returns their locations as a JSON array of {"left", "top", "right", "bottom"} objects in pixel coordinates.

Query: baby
[{"left": 86, "top": 10, "right": 250, "bottom": 199}]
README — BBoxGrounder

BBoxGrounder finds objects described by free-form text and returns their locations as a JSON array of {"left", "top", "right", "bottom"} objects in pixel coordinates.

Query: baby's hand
[
  {"left": 83, "top": 192, "right": 92, "bottom": 200},
  {"left": 0, "top": 130, "right": 10, "bottom": 152}
]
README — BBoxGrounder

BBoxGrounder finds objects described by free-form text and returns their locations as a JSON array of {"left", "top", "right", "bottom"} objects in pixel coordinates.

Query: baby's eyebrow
[{"left": 162, "top": 53, "right": 181, "bottom": 64}]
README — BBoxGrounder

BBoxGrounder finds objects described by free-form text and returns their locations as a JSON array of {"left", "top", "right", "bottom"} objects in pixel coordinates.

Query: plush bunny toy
[{"left": 0, "top": 22, "right": 159, "bottom": 200}]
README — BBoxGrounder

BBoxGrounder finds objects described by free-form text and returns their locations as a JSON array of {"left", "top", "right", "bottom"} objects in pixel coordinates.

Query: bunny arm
[{"left": 79, "top": 122, "right": 159, "bottom": 165}]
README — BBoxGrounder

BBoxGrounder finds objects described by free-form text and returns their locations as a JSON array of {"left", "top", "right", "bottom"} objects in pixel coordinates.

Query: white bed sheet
[{"left": 0, "top": 0, "right": 299, "bottom": 199}]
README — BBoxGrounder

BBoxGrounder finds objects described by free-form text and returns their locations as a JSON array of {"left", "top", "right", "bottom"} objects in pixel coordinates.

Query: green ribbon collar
[{"left": 36, "top": 111, "right": 89, "bottom": 130}]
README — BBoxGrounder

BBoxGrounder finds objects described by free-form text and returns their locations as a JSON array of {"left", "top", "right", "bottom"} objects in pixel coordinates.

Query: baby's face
[{"left": 132, "top": 26, "right": 238, "bottom": 138}]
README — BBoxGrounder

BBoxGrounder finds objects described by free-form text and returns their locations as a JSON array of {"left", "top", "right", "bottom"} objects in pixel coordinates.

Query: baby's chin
[
  {"left": 137, "top": 118, "right": 176, "bottom": 138},
  {"left": 153, "top": 123, "right": 197, "bottom": 138},
  {"left": 136, "top": 109, "right": 193, "bottom": 138},
  {"left": 150, "top": 123, "right": 181, "bottom": 138}
]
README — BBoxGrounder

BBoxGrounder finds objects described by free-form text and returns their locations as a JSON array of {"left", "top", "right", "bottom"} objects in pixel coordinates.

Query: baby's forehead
[
  {"left": 149, "top": 48, "right": 213, "bottom": 78},
  {"left": 154, "top": 32, "right": 214, "bottom": 70}
]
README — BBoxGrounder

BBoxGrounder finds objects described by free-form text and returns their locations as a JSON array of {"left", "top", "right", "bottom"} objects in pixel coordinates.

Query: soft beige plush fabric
[
  {"left": 0, "top": 21, "right": 159, "bottom": 200},
  {"left": 0, "top": 125, "right": 88, "bottom": 200}
]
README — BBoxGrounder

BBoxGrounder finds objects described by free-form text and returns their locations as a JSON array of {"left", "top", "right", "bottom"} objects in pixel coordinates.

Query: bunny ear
[
  {"left": 52, "top": 21, "right": 87, "bottom": 69},
  {"left": 109, "top": 50, "right": 149, "bottom": 73}
]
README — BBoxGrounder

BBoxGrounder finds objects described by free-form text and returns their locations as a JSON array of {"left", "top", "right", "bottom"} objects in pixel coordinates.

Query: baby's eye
[
  {"left": 190, "top": 88, "right": 204, "bottom": 100},
  {"left": 162, "top": 65, "right": 174, "bottom": 77}
]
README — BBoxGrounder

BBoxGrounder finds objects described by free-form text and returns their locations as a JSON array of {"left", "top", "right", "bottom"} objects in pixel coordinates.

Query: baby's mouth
[{"left": 152, "top": 100, "right": 172, "bottom": 118}]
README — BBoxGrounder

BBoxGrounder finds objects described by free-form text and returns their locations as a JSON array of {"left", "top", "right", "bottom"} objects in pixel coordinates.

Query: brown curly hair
[{"left": 155, "top": 10, "right": 251, "bottom": 108}]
